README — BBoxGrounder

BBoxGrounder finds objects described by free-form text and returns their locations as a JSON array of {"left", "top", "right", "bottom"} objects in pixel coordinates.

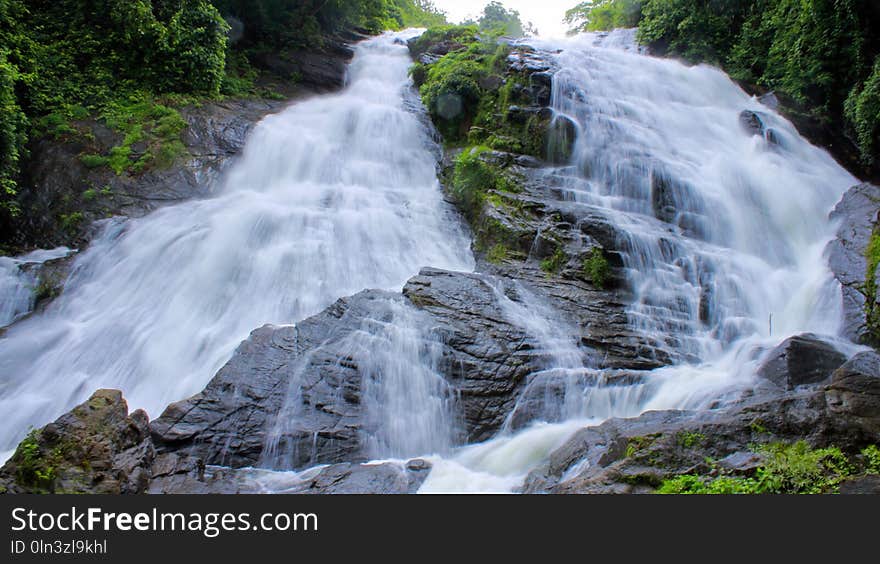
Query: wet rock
[
  {"left": 150, "top": 460, "right": 430, "bottom": 495},
  {"left": 826, "top": 183, "right": 880, "bottom": 344},
  {"left": 839, "top": 475, "right": 880, "bottom": 494},
  {"left": 739, "top": 110, "right": 767, "bottom": 137},
  {"left": 524, "top": 376, "right": 880, "bottom": 494},
  {"left": 758, "top": 92, "right": 780, "bottom": 110},
  {"left": 0, "top": 390, "right": 154, "bottom": 494},
  {"left": 545, "top": 115, "right": 578, "bottom": 164},
  {"left": 756, "top": 334, "right": 847, "bottom": 390}
]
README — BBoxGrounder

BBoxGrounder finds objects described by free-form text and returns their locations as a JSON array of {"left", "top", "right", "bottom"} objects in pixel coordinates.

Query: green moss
[
  {"left": 12, "top": 429, "right": 59, "bottom": 493},
  {"left": 80, "top": 154, "right": 108, "bottom": 169},
  {"left": 32, "top": 276, "right": 61, "bottom": 302},
  {"left": 625, "top": 435, "right": 660, "bottom": 458},
  {"left": 583, "top": 248, "right": 610, "bottom": 289},
  {"left": 677, "top": 431, "right": 707, "bottom": 449},
  {"left": 864, "top": 230, "right": 880, "bottom": 344},
  {"left": 541, "top": 247, "right": 567, "bottom": 274},
  {"left": 486, "top": 243, "right": 509, "bottom": 264}
]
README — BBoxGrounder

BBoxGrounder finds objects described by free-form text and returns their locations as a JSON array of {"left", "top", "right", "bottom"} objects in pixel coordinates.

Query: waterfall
[
  {"left": 419, "top": 30, "right": 861, "bottom": 492},
  {"left": 0, "top": 31, "right": 474, "bottom": 456},
  {"left": 0, "top": 28, "right": 864, "bottom": 493}
]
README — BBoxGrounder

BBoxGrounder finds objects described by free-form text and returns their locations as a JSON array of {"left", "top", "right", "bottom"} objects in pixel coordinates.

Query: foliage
[
  {"left": 583, "top": 247, "right": 610, "bottom": 289},
  {"left": 862, "top": 445, "right": 880, "bottom": 475},
  {"left": 418, "top": 35, "right": 508, "bottom": 142},
  {"left": 541, "top": 247, "right": 567, "bottom": 274},
  {"left": 487, "top": 243, "right": 509, "bottom": 264},
  {"left": 658, "top": 441, "right": 854, "bottom": 494},
  {"left": 0, "top": 52, "right": 26, "bottom": 218},
  {"left": 845, "top": 55, "right": 880, "bottom": 165},
  {"left": 81, "top": 96, "right": 189, "bottom": 176},
  {"left": 565, "top": 0, "right": 644, "bottom": 33},
  {"left": 473, "top": 1, "right": 533, "bottom": 38}
]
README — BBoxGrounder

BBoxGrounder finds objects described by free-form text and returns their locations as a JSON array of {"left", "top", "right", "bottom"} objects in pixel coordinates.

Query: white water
[
  {"left": 0, "top": 32, "right": 473, "bottom": 456},
  {"left": 0, "top": 29, "right": 864, "bottom": 493},
  {"left": 0, "top": 247, "right": 72, "bottom": 328},
  {"left": 416, "top": 29, "right": 861, "bottom": 492}
]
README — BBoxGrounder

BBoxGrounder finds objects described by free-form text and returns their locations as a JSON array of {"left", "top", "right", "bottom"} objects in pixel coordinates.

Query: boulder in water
[{"left": 756, "top": 334, "right": 847, "bottom": 390}]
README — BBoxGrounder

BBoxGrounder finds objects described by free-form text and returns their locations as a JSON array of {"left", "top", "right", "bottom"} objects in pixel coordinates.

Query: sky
[{"left": 431, "top": 0, "right": 575, "bottom": 38}]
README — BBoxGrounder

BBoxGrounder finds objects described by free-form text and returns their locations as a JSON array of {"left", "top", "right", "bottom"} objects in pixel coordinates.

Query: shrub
[
  {"left": 583, "top": 248, "right": 610, "bottom": 289},
  {"left": 845, "top": 56, "right": 880, "bottom": 165}
]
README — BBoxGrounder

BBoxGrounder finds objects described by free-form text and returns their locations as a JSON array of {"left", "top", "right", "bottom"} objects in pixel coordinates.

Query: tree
[
  {"left": 564, "top": 0, "right": 643, "bottom": 33},
  {"left": 478, "top": 1, "right": 528, "bottom": 38}
]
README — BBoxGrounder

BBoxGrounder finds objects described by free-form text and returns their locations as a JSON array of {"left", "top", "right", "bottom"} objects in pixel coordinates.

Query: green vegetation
[
  {"left": 0, "top": 0, "right": 445, "bottom": 241},
  {"left": 864, "top": 445, "right": 880, "bottom": 474},
  {"left": 845, "top": 56, "right": 880, "bottom": 165},
  {"left": 32, "top": 275, "right": 60, "bottom": 302},
  {"left": 487, "top": 243, "right": 510, "bottom": 264},
  {"left": 12, "top": 429, "right": 59, "bottom": 493},
  {"left": 564, "top": 0, "right": 880, "bottom": 165},
  {"left": 461, "top": 1, "right": 535, "bottom": 38},
  {"left": 625, "top": 434, "right": 660, "bottom": 458},
  {"left": 541, "top": 247, "right": 567, "bottom": 274},
  {"left": 451, "top": 146, "right": 522, "bottom": 221},
  {"left": 677, "top": 431, "right": 706, "bottom": 449},
  {"left": 657, "top": 441, "right": 870, "bottom": 494},
  {"left": 565, "top": 0, "right": 644, "bottom": 32},
  {"left": 80, "top": 96, "right": 189, "bottom": 175},
  {"left": 583, "top": 247, "right": 610, "bottom": 289}
]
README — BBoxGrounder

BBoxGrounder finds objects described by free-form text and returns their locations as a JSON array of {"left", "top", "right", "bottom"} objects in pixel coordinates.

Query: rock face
[
  {"left": 756, "top": 334, "right": 848, "bottom": 390},
  {"left": 826, "top": 182, "right": 880, "bottom": 345},
  {"left": 523, "top": 368, "right": 880, "bottom": 494},
  {"left": 0, "top": 390, "right": 154, "bottom": 494},
  {"left": 151, "top": 267, "right": 641, "bottom": 470}
]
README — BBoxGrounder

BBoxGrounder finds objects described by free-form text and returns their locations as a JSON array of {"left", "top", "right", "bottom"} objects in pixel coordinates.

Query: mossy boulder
[{"left": 0, "top": 389, "right": 155, "bottom": 494}]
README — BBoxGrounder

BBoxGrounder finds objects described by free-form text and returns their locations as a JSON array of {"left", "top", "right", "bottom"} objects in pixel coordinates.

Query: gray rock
[
  {"left": 524, "top": 374, "right": 880, "bottom": 494},
  {"left": 756, "top": 334, "right": 848, "bottom": 390},
  {"left": 0, "top": 389, "right": 155, "bottom": 494},
  {"left": 739, "top": 110, "right": 767, "bottom": 137},
  {"left": 149, "top": 460, "right": 430, "bottom": 495},
  {"left": 839, "top": 475, "right": 880, "bottom": 494},
  {"left": 826, "top": 183, "right": 880, "bottom": 344}
]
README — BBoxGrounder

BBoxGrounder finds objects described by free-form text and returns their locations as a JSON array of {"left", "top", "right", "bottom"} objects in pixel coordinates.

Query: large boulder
[
  {"left": 826, "top": 183, "right": 880, "bottom": 344},
  {"left": 0, "top": 390, "right": 154, "bottom": 494},
  {"left": 756, "top": 334, "right": 848, "bottom": 390}
]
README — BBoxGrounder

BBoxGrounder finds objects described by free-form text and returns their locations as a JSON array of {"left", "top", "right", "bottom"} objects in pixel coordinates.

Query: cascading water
[
  {"left": 0, "top": 28, "right": 865, "bottom": 493},
  {"left": 0, "top": 32, "right": 474, "bottom": 457},
  {"left": 419, "top": 30, "right": 863, "bottom": 492},
  {"left": 0, "top": 247, "right": 72, "bottom": 329}
]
